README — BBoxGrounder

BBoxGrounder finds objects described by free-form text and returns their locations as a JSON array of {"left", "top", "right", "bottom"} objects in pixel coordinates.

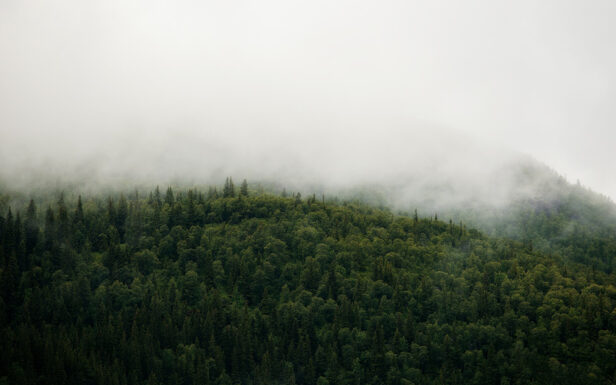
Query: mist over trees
[
  {"left": 1, "top": 181, "right": 615, "bottom": 384},
  {"left": 2, "top": 1, "right": 616, "bottom": 384}
]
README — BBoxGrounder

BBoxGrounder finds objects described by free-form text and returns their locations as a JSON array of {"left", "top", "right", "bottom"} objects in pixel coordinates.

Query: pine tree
[
  {"left": 2, "top": 208, "right": 15, "bottom": 267},
  {"left": 72, "top": 196, "right": 86, "bottom": 251},
  {"left": 223, "top": 177, "right": 235, "bottom": 198},
  {"left": 25, "top": 200, "right": 39, "bottom": 256},
  {"left": 165, "top": 187, "right": 175, "bottom": 205},
  {"left": 240, "top": 179, "right": 249, "bottom": 197},
  {"left": 154, "top": 186, "right": 162, "bottom": 207},
  {"left": 107, "top": 198, "right": 117, "bottom": 227},
  {"left": 73, "top": 195, "right": 84, "bottom": 224},
  {"left": 57, "top": 194, "right": 69, "bottom": 244},
  {"left": 4, "top": 208, "right": 14, "bottom": 255},
  {"left": 187, "top": 189, "right": 197, "bottom": 226},
  {"left": 44, "top": 206, "right": 55, "bottom": 252},
  {"left": 117, "top": 194, "right": 128, "bottom": 242},
  {"left": 14, "top": 212, "right": 25, "bottom": 271}
]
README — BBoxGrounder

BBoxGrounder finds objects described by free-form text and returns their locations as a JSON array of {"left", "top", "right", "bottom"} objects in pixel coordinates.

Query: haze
[{"left": 1, "top": 0, "right": 615, "bottom": 200}]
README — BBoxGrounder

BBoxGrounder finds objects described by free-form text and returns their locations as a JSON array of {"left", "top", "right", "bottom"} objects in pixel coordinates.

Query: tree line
[{"left": 1, "top": 181, "right": 615, "bottom": 384}]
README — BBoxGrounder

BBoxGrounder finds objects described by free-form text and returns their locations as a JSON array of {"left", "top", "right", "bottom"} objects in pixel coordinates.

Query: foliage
[{"left": 0, "top": 184, "right": 615, "bottom": 384}]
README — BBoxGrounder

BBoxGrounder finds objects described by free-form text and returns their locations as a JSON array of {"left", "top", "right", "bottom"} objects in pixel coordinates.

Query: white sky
[{"left": 1, "top": 0, "right": 615, "bottom": 198}]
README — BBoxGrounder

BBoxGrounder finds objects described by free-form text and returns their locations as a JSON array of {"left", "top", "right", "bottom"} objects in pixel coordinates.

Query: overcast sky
[{"left": 1, "top": 0, "right": 615, "bottom": 199}]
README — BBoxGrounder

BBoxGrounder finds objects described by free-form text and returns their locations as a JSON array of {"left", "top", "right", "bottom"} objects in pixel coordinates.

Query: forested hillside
[
  {"left": 389, "top": 160, "right": 616, "bottom": 274},
  {"left": 471, "top": 169, "right": 616, "bottom": 275},
  {"left": 1, "top": 181, "right": 616, "bottom": 385}
]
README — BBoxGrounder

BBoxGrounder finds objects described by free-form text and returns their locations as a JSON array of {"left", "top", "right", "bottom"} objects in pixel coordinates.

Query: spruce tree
[
  {"left": 154, "top": 186, "right": 162, "bottom": 207},
  {"left": 165, "top": 187, "right": 175, "bottom": 205},
  {"left": 57, "top": 193, "right": 69, "bottom": 243},
  {"left": 187, "top": 189, "right": 197, "bottom": 226},
  {"left": 72, "top": 195, "right": 86, "bottom": 252},
  {"left": 107, "top": 198, "right": 116, "bottom": 227},
  {"left": 13, "top": 212, "right": 25, "bottom": 271},
  {"left": 73, "top": 195, "right": 84, "bottom": 225},
  {"left": 240, "top": 179, "right": 249, "bottom": 197},
  {"left": 25, "top": 200, "right": 38, "bottom": 256},
  {"left": 44, "top": 206, "right": 55, "bottom": 252},
  {"left": 223, "top": 177, "right": 235, "bottom": 198},
  {"left": 117, "top": 194, "right": 128, "bottom": 242},
  {"left": 3, "top": 208, "right": 15, "bottom": 258}
]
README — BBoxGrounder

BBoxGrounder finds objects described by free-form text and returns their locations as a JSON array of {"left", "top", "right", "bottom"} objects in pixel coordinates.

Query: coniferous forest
[{"left": 1, "top": 181, "right": 616, "bottom": 385}]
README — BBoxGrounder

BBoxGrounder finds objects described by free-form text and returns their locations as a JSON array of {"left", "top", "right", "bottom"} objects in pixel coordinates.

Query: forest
[{"left": 1, "top": 179, "right": 616, "bottom": 385}]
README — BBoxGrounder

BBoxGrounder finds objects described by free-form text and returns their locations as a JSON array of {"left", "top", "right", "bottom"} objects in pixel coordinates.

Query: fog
[{"left": 1, "top": 0, "right": 615, "bottom": 203}]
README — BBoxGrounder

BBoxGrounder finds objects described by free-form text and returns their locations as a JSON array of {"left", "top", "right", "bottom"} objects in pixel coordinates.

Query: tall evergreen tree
[
  {"left": 13, "top": 212, "right": 25, "bottom": 271},
  {"left": 72, "top": 196, "right": 86, "bottom": 252},
  {"left": 43, "top": 206, "right": 55, "bottom": 252},
  {"left": 165, "top": 187, "right": 175, "bottom": 205},
  {"left": 57, "top": 194, "right": 69, "bottom": 244},
  {"left": 3, "top": 207, "right": 15, "bottom": 259},
  {"left": 25, "top": 200, "right": 38, "bottom": 256},
  {"left": 117, "top": 194, "right": 128, "bottom": 242},
  {"left": 73, "top": 195, "right": 84, "bottom": 224},
  {"left": 186, "top": 189, "right": 198, "bottom": 226},
  {"left": 154, "top": 186, "right": 162, "bottom": 208},
  {"left": 240, "top": 179, "right": 249, "bottom": 197},
  {"left": 107, "top": 197, "right": 116, "bottom": 226},
  {"left": 223, "top": 177, "right": 235, "bottom": 198}
]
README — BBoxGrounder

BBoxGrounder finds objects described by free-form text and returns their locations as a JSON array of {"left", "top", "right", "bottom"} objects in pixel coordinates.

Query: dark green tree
[
  {"left": 24, "top": 199, "right": 38, "bottom": 256},
  {"left": 165, "top": 187, "right": 175, "bottom": 205},
  {"left": 240, "top": 179, "right": 249, "bottom": 197},
  {"left": 223, "top": 177, "right": 235, "bottom": 198}
]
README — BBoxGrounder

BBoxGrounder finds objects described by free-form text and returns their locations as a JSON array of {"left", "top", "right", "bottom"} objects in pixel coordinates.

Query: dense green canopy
[{"left": 1, "top": 184, "right": 615, "bottom": 384}]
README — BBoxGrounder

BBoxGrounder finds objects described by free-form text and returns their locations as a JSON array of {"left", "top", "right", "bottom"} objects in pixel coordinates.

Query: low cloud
[{"left": 1, "top": 0, "right": 615, "bottom": 202}]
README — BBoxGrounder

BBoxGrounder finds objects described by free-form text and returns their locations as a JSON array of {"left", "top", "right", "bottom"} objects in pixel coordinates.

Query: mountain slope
[
  {"left": 1, "top": 187, "right": 615, "bottom": 384},
  {"left": 453, "top": 160, "right": 616, "bottom": 273},
  {"left": 348, "top": 157, "right": 616, "bottom": 273}
]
